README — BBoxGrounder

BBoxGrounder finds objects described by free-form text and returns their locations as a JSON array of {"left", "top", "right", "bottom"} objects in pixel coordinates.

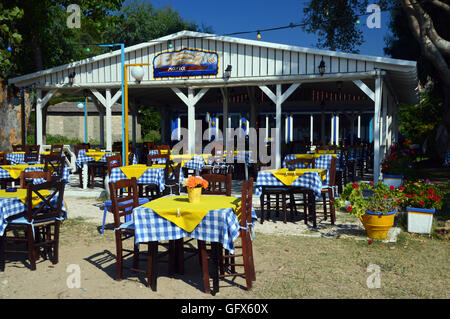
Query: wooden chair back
[
  {"left": 108, "top": 177, "right": 139, "bottom": 229},
  {"left": 164, "top": 161, "right": 181, "bottom": 184},
  {"left": 20, "top": 171, "right": 52, "bottom": 189},
  {"left": 12, "top": 144, "right": 25, "bottom": 152},
  {"left": 128, "top": 152, "right": 135, "bottom": 165},
  {"left": 329, "top": 157, "right": 337, "bottom": 187},
  {"left": 201, "top": 173, "right": 232, "bottom": 196},
  {"left": 285, "top": 157, "right": 315, "bottom": 170},
  {"left": 241, "top": 178, "right": 254, "bottom": 227},
  {"left": 74, "top": 144, "right": 89, "bottom": 157},
  {"left": 0, "top": 153, "right": 7, "bottom": 165},
  {"left": 43, "top": 154, "right": 66, "bottom": 181},
  {"left": 106, "top": 155, "right": 122, "bottom": 175},
  {"left": 50, "top": 144, "right": 64, "bottom": 156},
  {"left": 317, "top": 144, "right": 337, "bottom": 151},
  {"left": 25, "top": 179, "right": 65, "bottom": 223},
  {"left": 24, "top": 145, "right": 41, "bottom": 163}
]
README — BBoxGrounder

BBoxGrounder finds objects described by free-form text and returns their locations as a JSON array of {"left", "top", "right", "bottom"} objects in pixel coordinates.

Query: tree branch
[
  {"left": 429, "top": 0, "right": 450, "bottom": 15},
  {"left": 401, "top": 0, "right": 450, "bottom": 87}
]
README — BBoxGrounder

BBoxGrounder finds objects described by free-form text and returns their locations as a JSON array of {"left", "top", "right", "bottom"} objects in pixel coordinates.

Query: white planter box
[
  {"left": 382, "top": 174, "right": 403, "bottom": 188},
  {"left": 407, "top": 207, "right": 435, "bottom": 234}
]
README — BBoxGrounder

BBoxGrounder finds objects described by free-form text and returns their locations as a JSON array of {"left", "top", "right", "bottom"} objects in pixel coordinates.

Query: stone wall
[{"left": 46, "top": 114, "right": 141, "bottom": 142}]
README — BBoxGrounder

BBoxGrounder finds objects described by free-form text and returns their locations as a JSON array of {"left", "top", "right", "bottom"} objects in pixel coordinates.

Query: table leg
[
  {"left": 309, "top": 190, "right": 317, "bottom": 228},
  {"left": 211, "top": 242, "right": 219, "bottom": 295},
  {"left": 82, "top": 163, "right": 88, "bottom": 189},
  {"left": 0, "top": 234, "right": 5, "bottom": 272}
]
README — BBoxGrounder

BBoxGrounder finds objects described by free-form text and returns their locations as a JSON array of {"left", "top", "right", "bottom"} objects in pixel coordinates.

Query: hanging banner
[{"left": 153, "top": 48, "right": 219, "bottom": 78}]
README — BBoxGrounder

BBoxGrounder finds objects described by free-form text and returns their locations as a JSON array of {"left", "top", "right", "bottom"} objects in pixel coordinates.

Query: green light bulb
[{"left": 86, "top": 47, "right": 90, "bottom": 53}]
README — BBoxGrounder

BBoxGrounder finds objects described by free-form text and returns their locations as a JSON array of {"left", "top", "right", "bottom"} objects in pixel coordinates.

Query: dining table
[
  {"left": 108, "top": 164, "right": 167, "bottom": 193},
  {"left": 132, "top": 194, "right": 257, "bottom": 293},
  {"left": 76, "top": 149, "right": 137, "bottom": 189},
  {"left": 4, "top": 151, "right": 50, "bottom": 165},
  {"left": 0, "top": 163, "right": 70, "bottom": 186},
  {"left": 254, "top": 167, "right": 326, "bottom": 228}
]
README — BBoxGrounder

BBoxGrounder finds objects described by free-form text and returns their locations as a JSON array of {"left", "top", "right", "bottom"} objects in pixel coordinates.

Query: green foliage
[
  {"left": 302, "top": 0, "right": 390, "bottom": 53},
  {"left": 138, "top": 105, "right": 161, "bottom": 135},
  {"left": 398, "top": 87, "right": 443, "bottom": 158},
  {"left": 101, "top": 0, "right": 211, "bottom": 47},
  {"left": 399, "top": 180, "right": 444, "bottom": 211},
  {"left": 381, "top": 139, "right": 417, "bottom": 176},
  {"left": 141, "top": 130, "right": 161, "bottom": 143},
  {"left": 335, "top": 182, "right": 402, "bottom": 217},
  {"left": 0, "top": 4, "right": 23, "bottom": 78}
]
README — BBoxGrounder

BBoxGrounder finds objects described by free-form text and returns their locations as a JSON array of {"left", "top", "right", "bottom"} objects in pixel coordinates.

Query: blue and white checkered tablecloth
[
  {"left": 109, "top": 166, "right": 166, "bottom": 192},
  {"left": 444, "top": 151, "right": 450, "bottom": 167},
  {"left": 180, "top": 155, "right": 206, "bottom": 172},
  {"left": 76, "top": 150, "right": 137, "bottom": 168},
  {"left": 132, "top": 197, "right": 257, "bottom": 254},
  {"left": 283, "top": 154, "right": 339, "bottom": 179},
  {"left": 0, "top": 192, "right": 67, "bottom": 236},
  {"left": 255, "top": 169, "right": 324, "bottom": 198},
  {"left": 5, "top": 152, "right": 48, "bottom": 165},
  {"left": 0, "top": 165, "right": 70, "bottom": 185}
]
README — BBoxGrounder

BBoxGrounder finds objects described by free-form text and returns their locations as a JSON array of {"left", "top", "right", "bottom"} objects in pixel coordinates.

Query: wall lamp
[
  {"left": 318, "top": 59, "right": 326, "bottom": 76},
  {"left": 224, "top": 65, "right": 232, "bottom": 80}
]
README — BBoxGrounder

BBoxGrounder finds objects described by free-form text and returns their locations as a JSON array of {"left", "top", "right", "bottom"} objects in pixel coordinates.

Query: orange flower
[{"left": 186, "top": 176, "right": 209, "bottom": 189}]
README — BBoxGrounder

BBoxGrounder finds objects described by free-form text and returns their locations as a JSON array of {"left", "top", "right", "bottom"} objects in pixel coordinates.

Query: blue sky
[{"left": 147, "top": 0, "right": 392, "bottom": 58}]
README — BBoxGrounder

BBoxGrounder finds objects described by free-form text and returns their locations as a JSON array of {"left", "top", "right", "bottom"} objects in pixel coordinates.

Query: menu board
[{"left": 153, "top": 48, "right": 219, "bottom": 78}]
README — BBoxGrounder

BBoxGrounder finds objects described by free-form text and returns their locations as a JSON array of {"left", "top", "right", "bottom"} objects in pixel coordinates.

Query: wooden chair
[
  {"left": 201, "top": 173, "right": 232, "bottom": 196},
  {"left": 74, "top": 144, "right": 89, "bottom": 188},
  {"left": 1, "top": 179, "right": 65, "bottom": 271},
  {"left": 12, "top": 144, "right": 25, "bottom": 152},
  {"left": 43, "top": 154, "right": 66, "bottom": 182},
  {"left": 19, "top": 171, "right": 52, "bottom": 189},
  {"left": 49, "top": 144, "right": 64, "bottom": 157},
  {"left": 319, "top": 157, "right": 337, "bottom": 225},
  {"left": 286, "top": 157, "right": 315, "bottom": 223},
  {"left": 109, "top": 177, "right": 174, "bottom": 291},
  {"left": 0, "top": 153, "right": 7, "bottom": 165},
  {"left": 106, "top": 155, "right": 122, "bottom": 176},
  {"left": 24, "top": 145, "right": 40, "bottom": 163},
  {"left": 214, "top": 178, "right": 256, "bottom": 291}
]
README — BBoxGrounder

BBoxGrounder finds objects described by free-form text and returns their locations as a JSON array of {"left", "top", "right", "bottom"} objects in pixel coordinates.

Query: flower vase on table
[{"left": 184, "top": 176, "right": 209, "bottom": 203}]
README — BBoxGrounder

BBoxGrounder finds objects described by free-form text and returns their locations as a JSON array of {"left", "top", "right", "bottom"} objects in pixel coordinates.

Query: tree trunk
[
  {"left": 0, "top": 80, "right": 33, "bottom": 152},
  {"left": 435, "top": 84, "right": 450, "bottom": 159}
]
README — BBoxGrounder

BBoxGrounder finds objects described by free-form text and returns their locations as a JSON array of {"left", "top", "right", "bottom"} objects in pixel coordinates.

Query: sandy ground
[{"left": 0, "top": 191, "right": 382, "bottom": 299}]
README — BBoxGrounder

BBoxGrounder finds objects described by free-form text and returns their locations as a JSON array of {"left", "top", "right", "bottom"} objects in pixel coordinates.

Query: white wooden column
[
  {"left": 330, "top": 115, "right": 335, "bottom": 145},
  {"left": 259, "top": 83, "right": 300, "bottom": 168},
  {"left": 221, "top": 88, "right": 229, "bottom": 147},
  {"left": 374, "top": 73, "right": 383, "bottom": 182},
  {"left": 91, "top": 88, "right": 121, "bottom": 151},
  {"left": 336, "top": 114, "right": 340, "bottom": 146},
  {"left": 310, "top": 115, "right": 314, "bottom": 145},
  {"left": 172, "top": 88, "right": 208, "bottom": 154},
  {"left": 357, "top": 114, "right": 361, "bottom": 139},
  {"left": 35, "top": 89, "right": 57, "bottom": 146}
]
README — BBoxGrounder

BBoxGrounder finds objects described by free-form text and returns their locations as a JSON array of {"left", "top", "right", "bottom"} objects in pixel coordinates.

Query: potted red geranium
[
  {"left": 396, "top": 179, "right": 443, "bottom": 234},
  {"left": 381, "top": 141, "right": 416, "bottom": 187}
]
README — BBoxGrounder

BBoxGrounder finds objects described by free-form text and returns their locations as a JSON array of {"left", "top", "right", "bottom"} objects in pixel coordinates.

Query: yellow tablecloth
[
  {"left": 85, "top": 150, "right": 113, "bottom": 162},
  {"left": 0, "top": 188, "right": 50, "bottom": 207},
  {"left": 0, "top": 164, "right": 44, "bottom": 179},
  {"left": 292, "top": 153, "right": 337, "bottom": 160},
  {"left": 272, "top": 168, "right": 327, "bottom": 185},
  {"left": 119, "top": 164, "right": 165, "bottom": 180},
  {"left": 314, "top": 150, "right": 337, "bottom": 155},
  {"left": 142, "top": 195, "right": 240, "bottom": 232}
]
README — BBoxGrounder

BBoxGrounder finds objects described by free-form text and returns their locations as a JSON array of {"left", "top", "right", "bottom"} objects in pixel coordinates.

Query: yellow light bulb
[{"left": 257, "top": 32, "right": 261, "bottom": 40}]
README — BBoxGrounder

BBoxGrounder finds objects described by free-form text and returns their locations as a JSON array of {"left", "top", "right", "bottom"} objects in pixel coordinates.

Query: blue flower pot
[{"left": 382, "top": 174, "right": 404, "bottom": 188}]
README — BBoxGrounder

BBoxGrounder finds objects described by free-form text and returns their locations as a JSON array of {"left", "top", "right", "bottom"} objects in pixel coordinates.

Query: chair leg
[
  {"left": 240, "top": 232, "right": 252, "bottom": 291},
  {"left": 322, "top": 192, "right": 328, "bottom": 221},
  {"left": 328, "top": 188, "right": 336, "bottom": 225},
  {"left": 115, "top": 231, "right": 123, "bottom": 281},
  {"left": 27, "top": 225, "right": 36, "bottom": 271},
  {"left": 282, "top": 193, "right": 287, "bottom": 224},
  {"left": 133, "top": 243, "right": 140, "bottom": 269},
  {"left": 101, "top": 205, "right": 108, "bottom": 235},
  {"left": 52, "top": 222, "right": 60, "bottom": 265},
  {"left": 303, "top": 193, "right": 308, "bottom": 224},
  {"left": 275, "top": 194, "right": 280, "bottom": 219}
]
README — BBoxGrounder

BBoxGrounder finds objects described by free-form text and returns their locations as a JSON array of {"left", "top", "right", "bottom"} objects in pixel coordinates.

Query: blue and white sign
[{"left": 153, "top": 48, "right": 219, "bottom": 78}]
